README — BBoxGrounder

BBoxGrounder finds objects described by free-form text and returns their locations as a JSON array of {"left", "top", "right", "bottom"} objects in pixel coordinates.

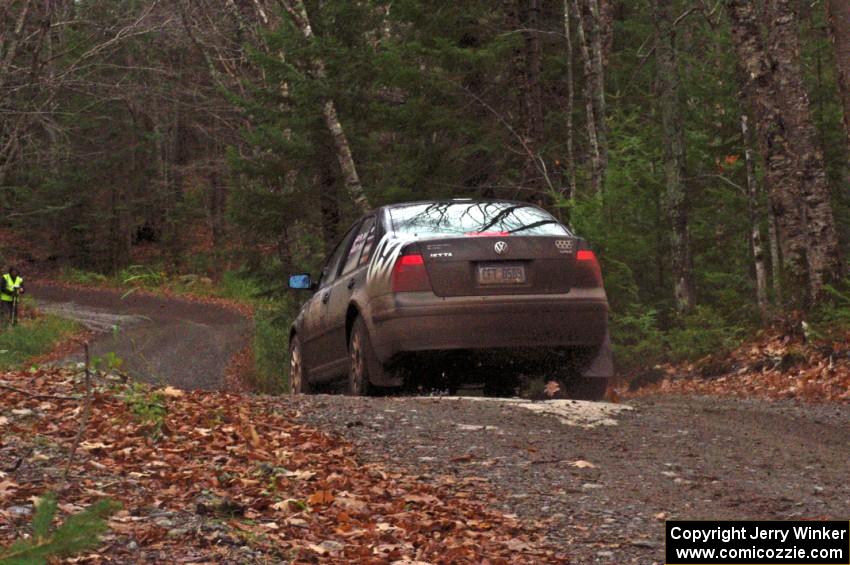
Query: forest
[{"left": 2, "top": 0, "right": 850, "bottom": 381}]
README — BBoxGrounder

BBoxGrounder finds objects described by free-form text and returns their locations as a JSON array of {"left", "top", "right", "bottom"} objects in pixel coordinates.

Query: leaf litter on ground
[
  {"left": 0, "top": 367, "right": 564, "bottom": 563},
  {"left": 622, "top": 327, "right": 850, "bottom": 402}
]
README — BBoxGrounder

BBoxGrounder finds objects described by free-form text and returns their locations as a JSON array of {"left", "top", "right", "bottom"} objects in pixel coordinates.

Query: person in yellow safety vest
[{"left": 1, "top": 267, "right": 24, "bottom": 325}]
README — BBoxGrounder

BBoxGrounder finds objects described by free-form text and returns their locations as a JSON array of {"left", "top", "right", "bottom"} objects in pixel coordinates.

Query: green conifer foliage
[{"left": 0, "top": 494, "right": 120, "bottom": 565}]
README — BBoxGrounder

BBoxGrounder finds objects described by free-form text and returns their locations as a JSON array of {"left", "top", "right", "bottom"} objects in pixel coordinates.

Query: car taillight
[
  {"left": 574, "top": 249, "right": 603, "bottom": 287},
  {"left": 391, "top": 253, "right": 432, "bottom": 292}
]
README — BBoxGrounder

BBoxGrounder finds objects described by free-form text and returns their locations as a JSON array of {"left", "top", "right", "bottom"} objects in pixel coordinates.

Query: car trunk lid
[{"left": 416, "top": 235, "right": 578, "bottom": 297}]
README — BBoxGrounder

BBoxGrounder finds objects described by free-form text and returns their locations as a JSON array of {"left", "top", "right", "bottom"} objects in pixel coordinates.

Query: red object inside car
[{"left": 464, "top": 231, "right": 510, "bottom": 237}]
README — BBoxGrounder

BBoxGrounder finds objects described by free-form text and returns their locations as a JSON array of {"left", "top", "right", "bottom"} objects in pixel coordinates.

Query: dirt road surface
[
  {"left": 27, "top": 285, "right": 850, "bottom": 562},
  {"left": 29, "top": 283, "right": 250, "bottom": 390},
  {"left": 287, "top": 394, "right": 850, "bottom": 563}
]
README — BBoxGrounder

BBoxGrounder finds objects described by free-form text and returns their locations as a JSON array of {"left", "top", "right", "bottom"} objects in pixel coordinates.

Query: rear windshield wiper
[{"left": 507, "top": 220, "right": 558, "bottom": 234}]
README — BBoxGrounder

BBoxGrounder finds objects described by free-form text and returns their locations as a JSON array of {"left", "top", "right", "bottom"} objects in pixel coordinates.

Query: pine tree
[{"left": 0, "top": 493, "right": 120, "bottom": 565}]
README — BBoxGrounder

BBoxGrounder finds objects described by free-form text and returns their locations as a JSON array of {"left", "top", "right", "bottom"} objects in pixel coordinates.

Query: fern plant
[{"left": 0, "top": 493, "right": 119, "bottom": 564}]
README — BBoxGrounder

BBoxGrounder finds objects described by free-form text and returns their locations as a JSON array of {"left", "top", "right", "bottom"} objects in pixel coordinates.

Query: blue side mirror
[{"left": 289, "top": 273, "right": 313, "bottom": 290}]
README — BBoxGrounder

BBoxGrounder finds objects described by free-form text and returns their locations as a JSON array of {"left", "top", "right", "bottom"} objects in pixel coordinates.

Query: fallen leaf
[
  {"left": 285, "top": 469, "right": 316, "bottom": 481},
  {"left": 247, "top": 424, "right": 261, "bottom": 448},
  {"left": 285, "top": 517, "right": 309, "bottom": 528},
  {"left": 570, "top": 460, "right": 596, "bottom": 469},
  {"left": 334, "top": 496, "right": 367, "bottom": 513},
  {"left": 505, "top": 538, "right": 533, "bottom": 552},
  {"left": 544, "top": 380, "right": 561, "bottom": 397},
  {"left": 161, "top": 386, "right": 184, "bottom": 398},
  {"left": 0, "top": 480, "right": 19, "bottom": 500},
  {"left": 79, "top": 441, "right": 110, "bottom": 451},
  {"left": 306, "top": 543, "right": 329, "bottom": 556},
  {"left": 403, "top": 494, "right": 440, "bottom": 505},
  {"left": 308, "top": 490, "right": 334, "bottom": 505}
]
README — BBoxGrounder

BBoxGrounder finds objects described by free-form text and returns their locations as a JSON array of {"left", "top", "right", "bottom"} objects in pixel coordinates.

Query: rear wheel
[
  {"left": 563, "top": 376, "right": 608, "bottom": 401},
  {"left": 289, "top": 336, "right": 312, "bottom": 394},
  {"left": 348, "top": 317, "right": 375, "bottom": 396}
]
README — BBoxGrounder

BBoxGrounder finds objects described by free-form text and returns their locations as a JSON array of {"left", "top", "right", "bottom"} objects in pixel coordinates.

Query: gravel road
[
  {"left": 286, "top": 394, "right": 850, "bottom": 564},
  {"left": 26, "top": 284, "right": 850, "bottom": 563},
  {"left": 29, "top": 283, "right": 250, "bottom": 390}
]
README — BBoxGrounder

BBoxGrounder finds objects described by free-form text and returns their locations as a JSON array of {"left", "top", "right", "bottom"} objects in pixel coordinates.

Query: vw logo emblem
[{"left": 494, "top": 241, "right": 509, "bottom": 255}]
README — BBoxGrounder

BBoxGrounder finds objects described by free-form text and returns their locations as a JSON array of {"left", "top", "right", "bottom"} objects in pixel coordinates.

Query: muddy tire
[
  {"left": 289, "top": 336, "right": 311, "bottom": 394},
  {"left": 563, "top": 376, "right": 608, "bottom": 401},
  {"left": 348, "top": 317, "right": 375, "bottom": 396}
]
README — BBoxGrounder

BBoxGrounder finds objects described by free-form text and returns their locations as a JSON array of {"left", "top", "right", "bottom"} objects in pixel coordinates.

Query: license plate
[{"left": 477, "top": 264, "right": 526, "bottom": 285}]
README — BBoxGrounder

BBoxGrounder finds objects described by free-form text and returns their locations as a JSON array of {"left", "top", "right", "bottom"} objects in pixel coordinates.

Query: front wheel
[
  {"left": 289, "top": 336, "right": 312, "bottom": 394},
  {"left": 563, "top": 376, "right": 609, "bottom": 401},
  {"left": 348, "top": 317, "right": 376, "bottom": 396}
]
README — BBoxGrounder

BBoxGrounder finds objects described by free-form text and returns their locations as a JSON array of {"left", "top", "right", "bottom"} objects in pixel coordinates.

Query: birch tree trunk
[
  {"left": 280, "top": 0, "right": 371, "bottom": 214},
  {"left": 585, "top": 0, "right": 608, "bottom": 193},
  {"left": 572, "top": 0, "right": 607, "bottom": 195},
  {"left": 321, "top": 101, "right": 370, "bottom": 213},
  {"left": 741, "top": 113, "right": 769, "bottom": 318},
  {"left": 654, "top": 0, "right": 694, "bottom": 312}
]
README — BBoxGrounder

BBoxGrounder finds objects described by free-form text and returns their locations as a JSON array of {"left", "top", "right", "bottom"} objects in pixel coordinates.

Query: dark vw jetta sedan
[{"left": 288, "top": 200, "right": 612, "bottom": 399}]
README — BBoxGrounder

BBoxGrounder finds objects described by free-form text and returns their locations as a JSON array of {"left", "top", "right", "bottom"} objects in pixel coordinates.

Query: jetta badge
[{"left": 494, "top": 241, "right": 509, "bottom": 255}]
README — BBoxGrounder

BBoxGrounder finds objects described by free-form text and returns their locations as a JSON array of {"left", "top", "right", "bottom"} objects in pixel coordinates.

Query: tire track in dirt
[
  {"left": 289, "top": 394, "right": 850, "bottom": 563},
  {"left": 29, "top": 283, "right": 251, "bottom": 390}
]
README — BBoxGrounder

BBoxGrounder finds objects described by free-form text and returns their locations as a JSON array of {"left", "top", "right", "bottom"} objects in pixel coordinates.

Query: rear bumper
[{"left": 367, "top": 288, "right": 609, "bottom": 364}]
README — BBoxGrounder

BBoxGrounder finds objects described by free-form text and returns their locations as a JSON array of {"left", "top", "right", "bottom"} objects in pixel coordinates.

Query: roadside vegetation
[
  {"left": 0, "top": 310, "right": 79, "bottom": 370},
  {"left": 0, "top": 494, "right": 119, "bottom": 564}
]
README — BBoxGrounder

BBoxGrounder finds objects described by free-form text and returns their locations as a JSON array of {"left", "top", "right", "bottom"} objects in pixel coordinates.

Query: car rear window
[{"left": 389, "top": 202, "right": 569, "bottom": 237}]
